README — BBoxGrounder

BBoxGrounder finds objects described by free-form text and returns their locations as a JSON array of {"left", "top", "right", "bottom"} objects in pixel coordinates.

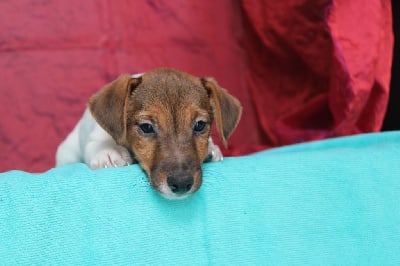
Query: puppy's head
[{"left": 88, "top": 68, "right": 242, "bottom": 199}]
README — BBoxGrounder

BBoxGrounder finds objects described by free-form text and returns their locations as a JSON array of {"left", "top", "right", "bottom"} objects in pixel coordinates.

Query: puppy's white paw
[
  {"left": 206, "top": 140, "right": 223, "bottom": 162},
  {"left": 90, "top": 146, "right": 133, "bottom": 169}
]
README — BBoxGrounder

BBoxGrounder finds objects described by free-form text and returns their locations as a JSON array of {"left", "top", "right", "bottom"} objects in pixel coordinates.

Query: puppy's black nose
[{"left": 167, "top": 175, "right": 194, "bottom": 194}]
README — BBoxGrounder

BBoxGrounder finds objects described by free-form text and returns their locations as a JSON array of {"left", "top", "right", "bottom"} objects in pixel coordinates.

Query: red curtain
[
  {"left": 0, "top": 0, "right": 393, "bottom": 171},
  {"left": 239, "top": 0, "right": 393, "bottom": 149}
]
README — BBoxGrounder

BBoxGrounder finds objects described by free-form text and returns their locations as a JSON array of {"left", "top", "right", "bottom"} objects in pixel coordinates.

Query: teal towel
[{"left": 1, "top": 132, "right": 400, "bottom": 265}]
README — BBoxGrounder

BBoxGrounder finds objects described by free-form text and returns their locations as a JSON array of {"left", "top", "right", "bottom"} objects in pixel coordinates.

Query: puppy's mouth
[{"left": 158, "top": 183, "right": 194, "bottom": 200}]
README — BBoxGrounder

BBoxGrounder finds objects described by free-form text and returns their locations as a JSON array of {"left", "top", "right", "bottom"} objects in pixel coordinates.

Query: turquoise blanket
[{"left": 1, "top": 132, "right": 399, "bottom": 265}]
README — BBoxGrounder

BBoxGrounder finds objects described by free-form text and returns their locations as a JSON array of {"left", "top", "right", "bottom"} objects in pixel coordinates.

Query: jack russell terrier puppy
[{"left": 56, "top": 68, "right": 242, "bottom": 199}]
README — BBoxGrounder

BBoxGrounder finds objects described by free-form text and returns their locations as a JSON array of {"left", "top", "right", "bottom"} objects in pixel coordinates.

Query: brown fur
[{"left": 88, "top": 68, "right": 242, "bottom": 197}]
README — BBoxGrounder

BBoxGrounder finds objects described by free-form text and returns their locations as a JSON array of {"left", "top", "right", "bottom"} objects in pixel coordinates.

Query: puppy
[{"left": 56, "top": 68, "right": 242, "bottom": 199}]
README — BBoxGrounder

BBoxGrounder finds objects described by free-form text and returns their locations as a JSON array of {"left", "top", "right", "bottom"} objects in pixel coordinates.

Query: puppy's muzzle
[{"left": 151, "top": 161, "right": 202, "bottom": 199}]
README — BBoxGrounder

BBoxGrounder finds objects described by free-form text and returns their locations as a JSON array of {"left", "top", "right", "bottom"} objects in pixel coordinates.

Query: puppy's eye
[
  {"left": 139, "top": 123, "right": 155, "bottom": 134},
  {"left": 193, "top": 120, "right": 207, "bottom": 134}
]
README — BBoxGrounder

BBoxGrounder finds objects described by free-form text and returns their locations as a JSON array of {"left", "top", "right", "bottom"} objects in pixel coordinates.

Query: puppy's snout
[
  {"left": 167, "top": 175, "right": 194, "bottom": 195},
  {"left": 151, "top": 158, "right": 202, "bottom": 199}
]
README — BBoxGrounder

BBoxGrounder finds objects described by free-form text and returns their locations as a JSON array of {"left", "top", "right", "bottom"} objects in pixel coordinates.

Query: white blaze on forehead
[{"left": 131, "top": 73, "right": 144, "bottom": 78}]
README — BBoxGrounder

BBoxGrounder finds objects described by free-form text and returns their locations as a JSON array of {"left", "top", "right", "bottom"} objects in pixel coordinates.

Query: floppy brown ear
[
  {"left": 88, "top": 74, "right": 142, "bottom": 145},
  {"left": 201, "top": 78, "right": 242, "bottom": 148}
]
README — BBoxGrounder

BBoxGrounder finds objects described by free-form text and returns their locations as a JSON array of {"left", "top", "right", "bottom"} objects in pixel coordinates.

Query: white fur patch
[
  {"left": 158, "top": 183, "right": 192, "bottom": 200},
  {"left": 131, "top": 73, "right": 144, "bottom": 78},
  {"left": 56, "top": 109, "right": 133, "bottom": 169}
]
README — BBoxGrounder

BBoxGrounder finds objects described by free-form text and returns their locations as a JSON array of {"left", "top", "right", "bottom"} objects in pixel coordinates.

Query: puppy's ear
[
  {"left": 201, "top": 78, "right": 242, "bottom": 148},
  {"left": 88, "top": 74, "right": 142, "bottom": 145}
]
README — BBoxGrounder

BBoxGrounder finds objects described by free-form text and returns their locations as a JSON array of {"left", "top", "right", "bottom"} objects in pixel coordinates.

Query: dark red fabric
[
  {"left": 0, "top": 0, "right": 393, "bottom": 172},
  {"left": 241, "top": 0, "right": 393, "bottom": 146}
]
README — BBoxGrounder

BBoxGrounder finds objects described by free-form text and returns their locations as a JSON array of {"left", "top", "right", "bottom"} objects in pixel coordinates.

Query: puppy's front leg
[
  {"left": 205, "top": 137, "right": 223, "bottom": 162},
  {"left": 84, "top": 124, "right": 134, "bottom": 169}
]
